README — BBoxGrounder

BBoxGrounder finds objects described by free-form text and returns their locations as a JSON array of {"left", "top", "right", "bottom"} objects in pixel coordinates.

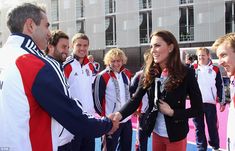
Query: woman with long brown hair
[{"left": 112, "top": 30, "right": 203, "bottom": 151}]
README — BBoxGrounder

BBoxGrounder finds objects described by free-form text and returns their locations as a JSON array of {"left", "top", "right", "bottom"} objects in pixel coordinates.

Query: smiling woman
[{"left": 111, "top": 30, "right": 203, "bottom": 151}]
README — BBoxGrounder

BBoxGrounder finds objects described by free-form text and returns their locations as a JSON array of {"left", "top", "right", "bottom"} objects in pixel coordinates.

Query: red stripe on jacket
[{"left": 16, "top": 54, "right": 52, "bottom": 151}]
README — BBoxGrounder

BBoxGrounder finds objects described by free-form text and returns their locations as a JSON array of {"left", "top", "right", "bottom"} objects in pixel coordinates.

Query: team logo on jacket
[
  {"left": 208, "top": 68, "right": 212, "bottom": 74},
  {"left": 85, "top": 69, "right": 90, "bottom": 76}
]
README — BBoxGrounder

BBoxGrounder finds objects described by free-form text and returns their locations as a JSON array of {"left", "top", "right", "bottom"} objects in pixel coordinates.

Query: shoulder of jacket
[
  {"left": 63, "top": 56, "right": 74, "bottom": 67},
  {"left": 193, "top": 64, "right": 198, "bottom": 69},
  {"left": 212, "top": 65, "right": 219, "bottom": 73}
]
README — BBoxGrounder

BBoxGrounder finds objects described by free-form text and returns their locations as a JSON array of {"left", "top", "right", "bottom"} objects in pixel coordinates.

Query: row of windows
[{"left": 50, "top": 0, "right": 235, "bottom": 46}]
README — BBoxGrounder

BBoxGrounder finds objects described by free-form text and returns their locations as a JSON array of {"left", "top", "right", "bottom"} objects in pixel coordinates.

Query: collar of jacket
[{"left": 73, "top": 54, "right": 89, "bottom": 65}]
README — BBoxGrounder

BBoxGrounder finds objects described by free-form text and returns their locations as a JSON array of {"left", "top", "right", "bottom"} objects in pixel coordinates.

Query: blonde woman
[{"left": 93, "top": 48, "right": 133, "bottom": 151}]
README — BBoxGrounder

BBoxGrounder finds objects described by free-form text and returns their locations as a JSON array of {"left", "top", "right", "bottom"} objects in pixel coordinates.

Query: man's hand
[{"left": 107, "top": 113, "right": 121, "bottom": 135}]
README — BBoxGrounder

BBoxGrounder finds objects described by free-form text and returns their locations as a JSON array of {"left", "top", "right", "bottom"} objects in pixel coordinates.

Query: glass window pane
[
  {"left": 51, "top": 24, "right": 59, "bottom": 30},
  {"left": 180, "top": 0, "right": 186, "bottom": 4},
  {"left": 179, "top": 6, "right": 194, "bottom": 41},
  {"left": 139, "top": 0, "right": 147, "bottom": 9},
  {"left": 76, "top": 20, "right": 85, "bottom": 33},
  {"left": 149, "top": 12, "right": 152, "bottom": 38},
  {"left": 139, "top": 13, "right": 148, "bottom": 43},
  {"left": 179, "top": 8, "right": 187, "bottom": 37},
  {"left": 105, "top": 16, "right": 116, "bottom": 45},
  {"left": 105, "top": 0, "right": 116, "bottom": 14},
  {"left": 225, "top": 2, "right": 232, "bottom": 33},
  {"left": 188, "top": 7, "right": 194, "bottom": 26},
  {"left": 148, "top": 0, "right": 152, "bottom": 8},
  {"left": 106, "top": 17, "right": 114, "bottom": 45}
]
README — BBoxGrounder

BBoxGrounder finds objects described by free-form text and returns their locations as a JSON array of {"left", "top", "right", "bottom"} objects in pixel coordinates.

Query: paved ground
[
  {"left": 95, "top": 102, "right": 229, "bottom": 151},
  {"left": 95, "top": 130, "right": 215, "bottom": 151}
]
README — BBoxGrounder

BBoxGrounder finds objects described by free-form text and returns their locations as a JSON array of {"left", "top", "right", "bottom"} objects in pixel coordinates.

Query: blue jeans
[{"left": 193, "top": 103, "right": 220, "bottom": 151}]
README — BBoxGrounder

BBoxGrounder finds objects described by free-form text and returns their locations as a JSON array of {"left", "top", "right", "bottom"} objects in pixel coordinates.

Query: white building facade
[{"left": 0, "top": 0, "right": 234, "bottom": 71}]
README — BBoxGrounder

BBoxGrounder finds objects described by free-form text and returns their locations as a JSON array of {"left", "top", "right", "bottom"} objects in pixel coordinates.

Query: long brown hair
[{"left": 143, "top": 30, "right": 186, "bottom": 91}]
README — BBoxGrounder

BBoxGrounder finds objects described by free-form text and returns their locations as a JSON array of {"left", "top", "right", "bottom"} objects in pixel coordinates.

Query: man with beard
[
  {"left": 45, "top": 30, "right": 69, "bottom": 63},
  {"left": 45, "top": 30, "right": 73, "bottom": 151}
]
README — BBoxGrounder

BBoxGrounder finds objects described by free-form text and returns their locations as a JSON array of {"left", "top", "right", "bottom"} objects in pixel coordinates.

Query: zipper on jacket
[
  {"left": 211, "top": 87, "right": 216, "bottom": 101},
  {"left": 59, "top": 127, "right": 64, "bottom": 137},
  {"left": 112, "top": 103, "right": 116, "bottom": 113}
]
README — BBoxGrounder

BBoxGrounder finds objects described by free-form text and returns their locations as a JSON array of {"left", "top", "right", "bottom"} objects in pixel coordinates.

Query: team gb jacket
[
  {"left": 64, "top": 55, "right": 96, "bottom": 115},
  {"left": 0, "top": 33, "right": 112, "bottom": 151}
]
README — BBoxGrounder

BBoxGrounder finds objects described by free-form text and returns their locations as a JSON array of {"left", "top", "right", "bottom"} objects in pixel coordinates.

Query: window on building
[
  {"left": 105, "top": 16, "right": 116, "bottom": 46},
  {"left": 51, "top": 0, "right": 59, "bottom": 21},
  {"left": 179, "top": 6, "right": 194, "bottom": 41},
  {"left": 51, "top": 23, "right": 59, "bottom": 30},
  {"left": 139, "top": 11, "right": 152, "bottom": 44},
  {"left": 76, "top": 20, "right": 85, "bottom": 33},
  {"left": 139, "top": 0, "right": 152, "bottom": 9},
  {"left": 180, "top": 0, "right": 193, "bottom": 5},
  {"left": 225, "top": 1, "right": 235, "bottom": 33},
  {"left": 105, "top": 0, "right": 116, "bottom": 14},
  {"left": 76, "top": 0, "right": 84, "bottom": 18}
]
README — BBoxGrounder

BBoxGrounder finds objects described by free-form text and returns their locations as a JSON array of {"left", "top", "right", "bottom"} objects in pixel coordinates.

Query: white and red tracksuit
[
  {"left": 64, "top": 55, "right": 96, "bottom": 115},
  {"left": 93, "top": 66, "right": 132, "bottom": 119},
  {"left": 0, "top": 33, "right": 112, "bottom": 151},
  {"left": 93, "top": 66, "right": 133, "bottom": 150},
  {"left": 194, "top": 61, "right": 225, "bottom": 105}
]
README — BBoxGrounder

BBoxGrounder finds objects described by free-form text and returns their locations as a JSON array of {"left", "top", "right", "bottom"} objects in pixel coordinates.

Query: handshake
[{"left": 107, "top": 112, "right": 123, "bottom": 135}]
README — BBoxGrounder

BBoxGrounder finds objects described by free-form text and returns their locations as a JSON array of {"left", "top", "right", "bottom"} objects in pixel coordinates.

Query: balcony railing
[
  {"left": 139, "top": 1, "right": 152, "bottom": 9},
  {"left": 140, "top": 37, "right": 149, "bottom": 44},
  {"left": 180, "top": 33, "right": 194, "bottom": 41},
  {"left": 106, "top": 39, "right": 116, "bottom": 46},
  {"left": 180, "top": 0, "right": 193, "bottom": 4}
]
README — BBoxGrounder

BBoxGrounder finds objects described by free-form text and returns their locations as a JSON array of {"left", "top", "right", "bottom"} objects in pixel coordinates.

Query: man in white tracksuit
[
  {"left": 193, "top": 47, "right": 226, "bottom": 151},
  {"left": 64, "top": 33, "right": 96, "bottom": 151},
  {"left": 212, "top": 33, "right": 235, "bottom": 151},
  {"left": 0, "top": 3, "right": 117, "bottom": 151}
]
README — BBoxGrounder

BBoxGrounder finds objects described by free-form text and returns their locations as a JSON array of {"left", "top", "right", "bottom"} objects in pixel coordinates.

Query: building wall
[
  {"left": 58, "top": 0, "right": 77, "bottom": 39},
  {"left": 194, "top": 0, "right": 225, "bottom": 42},
  {"left": 152, "top": 0, "right": 179, "bottom": 39},
  {"left": 85, "top": 0, "right": 106, "bottom": 50},
  {"left": 0, "top": 0, "right": 230, "bottom": 73},
  {"left": 116, "top": 0, "right": 139, "bottom": 47}
]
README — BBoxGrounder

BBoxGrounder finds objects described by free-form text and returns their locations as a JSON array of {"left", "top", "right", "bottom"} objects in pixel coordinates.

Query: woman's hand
[{"left": 159, "top": 100, "right": 174, "bottom": 117}]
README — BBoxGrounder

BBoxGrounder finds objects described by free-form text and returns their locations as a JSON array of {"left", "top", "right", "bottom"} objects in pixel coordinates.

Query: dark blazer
[{"left": 119, "top": 67, "right": 203, "bottom": 142}]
